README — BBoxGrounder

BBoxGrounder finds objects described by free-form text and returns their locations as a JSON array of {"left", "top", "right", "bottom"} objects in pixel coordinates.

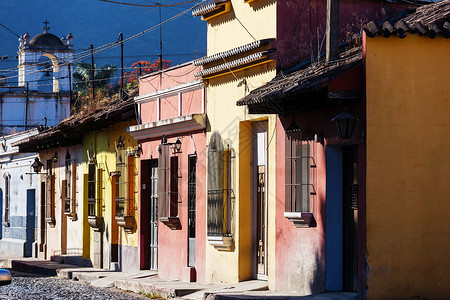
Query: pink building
[{"left": 128, "top": 63, "right": 206, "bottom": 282}]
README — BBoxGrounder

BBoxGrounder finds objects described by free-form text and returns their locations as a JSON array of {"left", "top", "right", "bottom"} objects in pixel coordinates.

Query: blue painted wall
[{"left": 325, "top": 146, "right": 343, "bottom": 291}]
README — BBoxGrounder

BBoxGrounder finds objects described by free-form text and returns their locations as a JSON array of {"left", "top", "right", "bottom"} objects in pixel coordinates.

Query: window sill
[
  {"left": 65, "top": 212, "right": 77, "bottom": 221},
  {"left": 116, "top": 216, "right": 135, "bottom": 233},
  {"left": 46, "top": 217, "right": 55, "bottom": 228},
  {"left": 88, "top": 216, "right": 104, "bottom": 232},
  {"left": 207, "top": 235, "right": 233, "bottom": 251},
  {"left": 284, "top": 212, "right": 314, "bottom": 228},
  {"left": 159, "top": 217, "right": 181, "bottom": 230}
]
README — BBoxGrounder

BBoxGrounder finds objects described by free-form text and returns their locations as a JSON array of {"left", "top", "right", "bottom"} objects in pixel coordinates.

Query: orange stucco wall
[{"left": 365, "top": 34, "right": 450, "bottom": 299}]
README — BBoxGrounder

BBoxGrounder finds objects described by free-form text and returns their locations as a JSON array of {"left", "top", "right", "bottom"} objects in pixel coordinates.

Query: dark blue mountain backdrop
[{"left": 0, "top": 0, "right": 206, "bottom": 82}]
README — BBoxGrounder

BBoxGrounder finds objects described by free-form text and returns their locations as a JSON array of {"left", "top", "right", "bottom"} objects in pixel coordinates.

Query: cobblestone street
[{"left": 0, "top": 271, "right": 148, "bottom": 300}]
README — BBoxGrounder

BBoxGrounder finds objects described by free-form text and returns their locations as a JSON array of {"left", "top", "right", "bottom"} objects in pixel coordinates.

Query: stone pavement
[{"left": 0, "top": 253, "right": 359, "bottom": 300}]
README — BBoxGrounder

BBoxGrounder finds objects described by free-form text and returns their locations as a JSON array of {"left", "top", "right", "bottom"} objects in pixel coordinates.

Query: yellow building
[
  {"left": 193, "top": 0, "right": 277, "bottom": 285},
  {"left": 14, "top": 97, "right": 139, "bottom": 270},
  {"left": 364, "top": 2, "right": 450, "bottom": 299},
  {"left": 82, "top": 99, "right": 139, "bottom": 271}
]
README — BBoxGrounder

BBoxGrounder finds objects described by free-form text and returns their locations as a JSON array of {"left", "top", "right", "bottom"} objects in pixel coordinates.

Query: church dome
[{"left": 29, "top": 33, "right": 65, "bottom": 48}]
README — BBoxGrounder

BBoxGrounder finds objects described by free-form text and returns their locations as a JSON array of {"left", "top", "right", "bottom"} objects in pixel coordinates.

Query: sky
[{"left": 0, "top": 0, "right": 206, "bottom": 82}]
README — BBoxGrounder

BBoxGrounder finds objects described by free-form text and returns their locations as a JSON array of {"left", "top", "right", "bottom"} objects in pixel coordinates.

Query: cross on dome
[{"left": 43, "top": 20, "right": 50, "bottom": 33}]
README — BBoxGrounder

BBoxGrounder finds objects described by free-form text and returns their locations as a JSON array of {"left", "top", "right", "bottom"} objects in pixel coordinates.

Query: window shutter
[
  {"left": 301, "top": 144, "right": 310, "bottom": 212},
  {"left": 72, "top": 163, "right": 77, "bottom": 213},
  {"left": 96, "top": 169, "right": 103, "bottom": 217},
  {"left": 127, "top": 155, "right": 135, "bottom": 216},
  {"left": 170, "top": 156, "right": 178, "bottom": 217},
  {"left": 62, "top": 180, "right": 68, "bottom": 213},
  {"left": 158, "top": 144, "right": 170, "bottom": 218},
  {"left": 51, "top": 174, "right": 55, "bottom": 219},
  {"left": 285, "top": 134, "right": 293, "bottom": 212},
  {"left": 87, "top": 163, "right": 96, "bottom": 216}
]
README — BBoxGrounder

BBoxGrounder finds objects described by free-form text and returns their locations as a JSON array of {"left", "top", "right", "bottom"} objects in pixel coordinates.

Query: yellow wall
[
  {"left": 205, "top": 65, "right": 277, "bottom": 285},
  {"left": 82, "top": 120, "right": 138, "bottom": 267},
  {"left": 83, "top": 129, "right": 109, "bottom": 263},
  {"left": 365, "top": 34, "right": 450, "bottom": 299},
  {"left": 107, "top": 122, "right": 139, "bottom": 249},
  {"left": 206, "top": 0, "right": 276, "bottom": 55},
  {"left": 204, "top": 0, "right": 278, "bottom": 286}
]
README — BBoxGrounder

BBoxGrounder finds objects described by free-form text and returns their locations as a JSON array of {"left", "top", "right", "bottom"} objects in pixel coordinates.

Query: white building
[
  {"left": 0, "top": 22, "right": 73, "bottom": 135},
  {"left": 0, "top": 23, "right": 73, "bottom": 257},
  {"left": 0, "top": 129, "right": 39, "bottom": 256}
]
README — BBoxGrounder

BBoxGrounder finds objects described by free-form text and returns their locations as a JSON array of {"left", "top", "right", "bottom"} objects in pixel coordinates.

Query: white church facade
[
  {"left": 0, "top": 22, "right": 73, "bottom": 257},
  {"left": 0, "top": 21, "right": 73, "bottom": 135}
]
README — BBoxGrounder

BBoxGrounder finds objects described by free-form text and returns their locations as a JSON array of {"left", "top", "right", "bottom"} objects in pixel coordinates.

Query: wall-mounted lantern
[
  {"left": 161, "top": 135, "right": 182, "bottom": 152},
  {"left": 332, "top": 110, "right": 358, "bottom": 140},
  {"left": 31, "top": 157, "right": 44, "bottom": 174},
  {"left": 117, "top": 136, "right": 125, "bottom": 150}
]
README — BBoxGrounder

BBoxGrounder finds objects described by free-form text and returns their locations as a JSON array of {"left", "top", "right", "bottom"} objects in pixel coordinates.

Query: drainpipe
[{"left": 326, "top": 0, "right": 340, "bottom": 62}]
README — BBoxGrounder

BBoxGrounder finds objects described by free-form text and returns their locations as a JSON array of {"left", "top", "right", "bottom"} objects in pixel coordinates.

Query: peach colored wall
[
  {"left": 139, "top": 133, "right": 206, "bottom": 282},
  {"left": 137, "top": 63, "right": 206, "bottom": 281},
  {"left": 365, "top": 34, "right": 450, "bottom": 300},
  {"left": 138, "top": 64, "right": 201, "bottom": 96},
  {"left": 160, "top": 96, "right": 179, "bottom": 120},
  {"left": 274, "top": 90, "right": 366, "bottom": 294},
  {"left": 140, "top": 101, "right": 157, "bottom": 124}
]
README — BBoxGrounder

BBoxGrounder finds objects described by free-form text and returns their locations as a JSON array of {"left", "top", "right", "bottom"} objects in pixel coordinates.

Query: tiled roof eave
[
  {"left": 237, "top": 49, "right": 362, "bottom": 107},
  {"left": 193, "top": 38, "right": 274, "bottom": 66},
  {"left": 364, "top": 0, "right": 450, "bottom": 39},
  {"left": 195, "top": 50, "right": 274, "bottom": 77}
]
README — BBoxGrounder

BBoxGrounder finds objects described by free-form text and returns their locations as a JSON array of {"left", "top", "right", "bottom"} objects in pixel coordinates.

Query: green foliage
[{"left": 73, "top": 61, "right": 117, "bottom": 92}]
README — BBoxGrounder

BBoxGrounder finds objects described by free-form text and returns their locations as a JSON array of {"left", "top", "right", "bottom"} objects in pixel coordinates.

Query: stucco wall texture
[{"left": 365, "top": 34, "right": 450, "bottom": 299}]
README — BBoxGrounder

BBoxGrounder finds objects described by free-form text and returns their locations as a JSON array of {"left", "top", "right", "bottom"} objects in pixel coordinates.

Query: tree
[
  {"left": 121, "top": 58, "right": 172, "bottom": 89},
  {"left": 72, "top": 62, "right": 118, "bottom": 113},
  {"left": 73, "top": 61, "right": 117, "bottom": 92}
]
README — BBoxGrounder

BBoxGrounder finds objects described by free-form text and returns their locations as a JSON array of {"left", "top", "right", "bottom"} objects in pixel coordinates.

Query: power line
[
  {"left": 0, "top": 22, "right": 20, "bottom": 38},
  {"left": 98, "top": 0, "right": 199, "bottom": 7},
  {"left": 0, "top": 0, "right": 207, "bottom": 81}
]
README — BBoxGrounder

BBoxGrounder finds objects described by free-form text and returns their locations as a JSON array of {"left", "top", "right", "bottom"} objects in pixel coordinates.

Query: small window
[
  {"left": 4, "top": 175, "right": 10, "bottom": 225},
  {"left": 285, "top": 130, "right": 314, "bottom": 213}
]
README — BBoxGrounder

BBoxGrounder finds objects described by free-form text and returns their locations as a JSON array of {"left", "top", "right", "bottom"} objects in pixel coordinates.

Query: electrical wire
[
  {"left": 0, "top": 22, "right": 20, "bottom": 38},
  {"left": 0, "top": 0, "right": 207, "bottom": 81},
  {"left": 98, "top": 0, "right": 199, "bottom": 7}
]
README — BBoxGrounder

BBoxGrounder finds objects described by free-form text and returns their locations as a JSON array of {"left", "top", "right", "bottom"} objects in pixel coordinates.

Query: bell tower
[{"left": 18, "top": 20, "right": 74, "bottom": 93}]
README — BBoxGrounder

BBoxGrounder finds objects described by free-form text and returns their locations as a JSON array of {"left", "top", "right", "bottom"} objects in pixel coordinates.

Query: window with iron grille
[
  {"left": 64, "top": 155, "right": 77, "bottom": 215},
  {"left": 46, "top": 159, "right": 55, "bottom": 223},
  {"left": 4, "top": 175, "right": 10, "bottom": 225},
  {"left": 114, "top": 149, "right": 136, "bottom": 218},
  {"left": 158, "top": 144, "right": 179, "bottom": 219},
  {"left": 285, "top": 130, "right": 316, "bottom": 213},
  {"left": 207, "top": 133, "right": 233, "bottom": 237},
  {"left": 87, "top": 161, "right": 96, "bottom": 217}
]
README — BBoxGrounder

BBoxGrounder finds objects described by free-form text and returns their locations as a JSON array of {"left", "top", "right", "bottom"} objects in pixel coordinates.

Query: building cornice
[
  {"left": 134, "top": 79, "right": 204, "bottom": 104},
  {"left": 127, "top": 114, "right": 206, "bottom": 141}
]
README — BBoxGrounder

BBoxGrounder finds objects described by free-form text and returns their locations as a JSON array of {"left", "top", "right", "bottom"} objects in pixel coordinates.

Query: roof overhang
[
  {"left": 134, "top": 79, "right": 203, "bottom": 103},
  {"left": 237, "top": 47, "right": 363, "bottom": 114},
  {"left": 127, "top": 114, "right": 206, "bottom": 141},
  {"left": 193, "top": 38, "right": 276, "bottom": 80}
]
